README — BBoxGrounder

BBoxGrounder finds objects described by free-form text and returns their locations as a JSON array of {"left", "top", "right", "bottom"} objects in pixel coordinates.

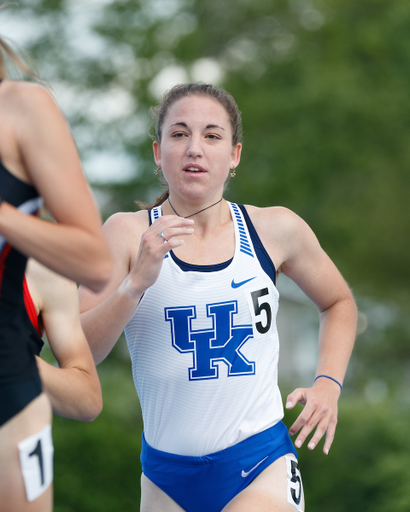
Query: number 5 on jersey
[{"left": 251, "top": 288, "right": 272, "bottom": 334}]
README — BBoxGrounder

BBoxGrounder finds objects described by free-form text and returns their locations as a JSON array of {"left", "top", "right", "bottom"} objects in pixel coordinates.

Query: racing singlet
[
  {"left": 125, "top": 202, "right": 284, "bottom": 456},
  {"left": 0, "top": 159, "right": 43, "bottom": 386}
]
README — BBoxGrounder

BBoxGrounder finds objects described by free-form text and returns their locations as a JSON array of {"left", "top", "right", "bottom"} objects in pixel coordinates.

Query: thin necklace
[{"left": 168, "top": 197, "right": 223, "bottom": 219}]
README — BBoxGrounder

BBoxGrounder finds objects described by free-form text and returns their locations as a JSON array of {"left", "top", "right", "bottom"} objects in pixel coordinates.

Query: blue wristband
[{"left": 314, "top": 374, "right": 343, "bottom": 391}]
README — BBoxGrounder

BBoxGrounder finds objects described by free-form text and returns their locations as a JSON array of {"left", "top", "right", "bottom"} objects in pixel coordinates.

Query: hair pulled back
[
  {"left": 145, "top": 83, "right": 242, "bottom": 208},
  {"left": 150, "top": 82, "right": 243, "bottom": 146}
]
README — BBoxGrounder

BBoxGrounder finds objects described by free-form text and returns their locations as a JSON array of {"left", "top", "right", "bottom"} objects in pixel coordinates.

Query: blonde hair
[{"left": 0, "top": 34, "right": 40, "bottom": 80}]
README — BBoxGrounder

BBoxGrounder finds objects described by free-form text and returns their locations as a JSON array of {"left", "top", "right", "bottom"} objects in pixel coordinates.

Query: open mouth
[{"left": 184, "top": 165, "right": 206, "bottom": 174}]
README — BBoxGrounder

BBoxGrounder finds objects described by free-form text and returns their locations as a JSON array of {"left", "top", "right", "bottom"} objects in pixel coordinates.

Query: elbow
[
  {"left": 81, "top": 393, "right": 103, "bottom": 423},
  {"left": 84, "top": 256, "right": 112, "bottom": 293}
]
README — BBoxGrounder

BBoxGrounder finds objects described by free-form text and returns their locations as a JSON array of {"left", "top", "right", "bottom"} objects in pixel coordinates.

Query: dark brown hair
[{"left": 143, "top": 82, "right": 242, "bottom": 209}]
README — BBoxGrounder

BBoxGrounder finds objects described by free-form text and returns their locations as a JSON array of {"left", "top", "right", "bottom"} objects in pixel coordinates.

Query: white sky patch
[
  {"left": 51, "top": 82, "right": 135, "bottom": 124},
  {"left": 86, "top": 87, "right": 135, "bottom": 123},
  {"left": 148, "top": 64, "right": 189, "bottom": 99},
  {"left": 191, "top": 58, "right": 224, "bottom": 85},
  {"left": 154, "top": 12, "right": 198, "bottom": 49},
  {"left": 0, "top": 9, "right": 47, "bottom": 46},
  {"left": 66, "top": 0, "right": 109, "bottom": 58},
  {"left": 69, "top": 0, "right": 114, "bottom": 6},
  {"left": 83, "top": 151, "right": 138, "bottom": 183},
  {"left": 222, "top": 38, "right": 259, "bottom": 71},
  {"left": 141, "top": 0, "right": 185, "bottom": 22}
]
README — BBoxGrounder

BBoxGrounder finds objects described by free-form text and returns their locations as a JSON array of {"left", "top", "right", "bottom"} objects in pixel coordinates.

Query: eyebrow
[{"left": 169, "top": 122, "right": 225, "bottom": 131}]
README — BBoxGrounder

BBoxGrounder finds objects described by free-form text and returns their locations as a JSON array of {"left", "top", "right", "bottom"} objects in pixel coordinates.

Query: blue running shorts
[{"left": 141, "top": 421, "right": 297, "bottom": 512}]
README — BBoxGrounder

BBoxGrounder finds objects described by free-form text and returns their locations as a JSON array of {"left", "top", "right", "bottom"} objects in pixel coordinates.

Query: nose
[{"left": 187, "top": 134, "right": 203, "bottom": 158}]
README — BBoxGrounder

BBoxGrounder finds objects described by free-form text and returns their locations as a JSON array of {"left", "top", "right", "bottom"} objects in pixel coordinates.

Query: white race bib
[{"left": 18, "top": 424, "right": 54, "bottom": 502}]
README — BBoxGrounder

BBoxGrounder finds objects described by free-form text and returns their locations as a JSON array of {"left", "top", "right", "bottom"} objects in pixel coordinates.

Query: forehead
[{"left": 164, "top": 95, "right": 231, "bottom": 129}]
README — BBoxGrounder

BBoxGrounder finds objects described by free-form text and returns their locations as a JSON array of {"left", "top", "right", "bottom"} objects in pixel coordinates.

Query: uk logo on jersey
[{"left": 165, "top": 301, "right": 255, "bottom": 381}]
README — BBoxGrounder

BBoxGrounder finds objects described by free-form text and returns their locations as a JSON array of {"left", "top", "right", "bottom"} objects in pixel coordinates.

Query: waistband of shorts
[{"left": 142, "top": 421, "right": 295, "bottom": 467}]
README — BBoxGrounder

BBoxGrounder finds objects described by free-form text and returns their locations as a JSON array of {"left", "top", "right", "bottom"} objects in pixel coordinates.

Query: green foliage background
[{"left": 3, "top": 0, "right": 410, "bottom": 509}]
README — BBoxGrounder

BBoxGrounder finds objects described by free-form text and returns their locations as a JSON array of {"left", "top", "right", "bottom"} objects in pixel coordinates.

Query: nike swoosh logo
[
  {"left": 241, "top": 456, "right": 269, "bottom": 478},
  {"left": 231, "top": 277, "right": 256, "bottom": 288}
]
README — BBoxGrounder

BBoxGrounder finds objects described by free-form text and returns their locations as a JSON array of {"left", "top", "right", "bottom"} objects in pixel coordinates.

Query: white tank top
[{"left": 125, "top": 202, "right": 284, "bottom": 456}]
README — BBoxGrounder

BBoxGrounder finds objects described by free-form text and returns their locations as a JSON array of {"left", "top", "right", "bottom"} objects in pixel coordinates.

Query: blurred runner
[{"left": 0, "top": 34, "right": 111, "bottom": 512}]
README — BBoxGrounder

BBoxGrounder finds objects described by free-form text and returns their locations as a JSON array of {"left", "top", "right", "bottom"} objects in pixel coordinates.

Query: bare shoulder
[
  {"left": 79, "top": 210, "right": 150, "bottom": 308},
  {"left": 103, "top": 210, "right": 149, "bottom": 245},
  {"left": 0, "top": 81, "right": 65, "bottom": 143},
  {"left": 244, "top": 204, "right": 309, "bottom": 239},
  {"left": 102, "top": 209, "right": 150, "bottom": 272},
  {"left": 243, "top": 204, "right": 320, "bottom": 270},
  {"left": 0, "top": 81, "right": 56, "bottom": 113}
]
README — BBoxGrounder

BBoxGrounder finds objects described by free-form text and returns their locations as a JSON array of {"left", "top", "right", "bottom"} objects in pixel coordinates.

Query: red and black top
[{"left": 0, "top": 159, "right": 43, "bottom": 386}]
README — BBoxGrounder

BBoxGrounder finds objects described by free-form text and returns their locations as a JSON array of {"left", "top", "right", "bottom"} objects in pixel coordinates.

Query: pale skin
[
  {"left": 79, "top": 94, "right": 358, "bottom": 511},
  {"left": 27, "top": 258, "right": 103, "bottom": 423},
  {"left": 0, "top": 80, "right": 111, "bottom": 291},
  {"left": 0, "top": 77, "right": 109, "bottom": 512},
  {"left": 0, "top": 259, "right": 102, "bottom": 512}
]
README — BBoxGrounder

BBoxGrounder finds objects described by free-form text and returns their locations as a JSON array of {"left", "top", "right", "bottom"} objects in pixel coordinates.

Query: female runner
[
  {"left": 0, "top": 36, "right": 111, "bottom": 511},
  {"left": 79, "top": 83, "right": 358, "bottom": 512}
]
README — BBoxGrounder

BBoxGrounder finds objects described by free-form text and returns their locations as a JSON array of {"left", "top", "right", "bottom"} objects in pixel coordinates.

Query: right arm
[
  {"left": 27, "top": 260, "right": 103, "bottom": 422},
  {"left": 0, "top": 82, "right": 111, "bottom": 291},
  {"left": 79, "top": 211, "right": 194, "bottom": 364}
]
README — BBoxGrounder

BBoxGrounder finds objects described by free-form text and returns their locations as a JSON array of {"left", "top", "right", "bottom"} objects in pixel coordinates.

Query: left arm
[
  {"left": 27, "top": 260, "right": 102, "bottom": 422},
  {"left": 248, "top": 205, "right": 357, "bottom": 454}
]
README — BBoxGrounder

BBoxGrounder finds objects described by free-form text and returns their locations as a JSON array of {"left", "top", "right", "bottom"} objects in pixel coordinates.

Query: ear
[
  {"left": 230, "top": 143, "right": 242, "bottom": 170},
  {"left": 153, "top": 140, "right": 161, "bottom": 167}
]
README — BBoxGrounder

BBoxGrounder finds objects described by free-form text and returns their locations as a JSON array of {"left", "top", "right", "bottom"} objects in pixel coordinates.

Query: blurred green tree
[
  {"left": 3, "top": 0, "right": 410, "bottom": 510},
  {"left": 8, "top": 0, "right": 409, "bottom": 303}
]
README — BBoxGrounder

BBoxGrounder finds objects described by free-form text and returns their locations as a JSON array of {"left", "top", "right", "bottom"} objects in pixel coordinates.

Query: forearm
[
  {"left": 316, "top": 295, "right": 358, "bottom": 385},
  {"left": 80, "top": 276, "right": 143, "bottom": 364},
  {"left": 36, "top": 357, "right": 102, "bottom": 422},
  {"left": 0, "top": 202, "right": 111, "bottom": 291}
]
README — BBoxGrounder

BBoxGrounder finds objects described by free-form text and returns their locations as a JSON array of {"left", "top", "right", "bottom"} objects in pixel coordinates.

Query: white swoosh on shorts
[{"left": 241, "top": 456, "right": 269, "bottom": 478}]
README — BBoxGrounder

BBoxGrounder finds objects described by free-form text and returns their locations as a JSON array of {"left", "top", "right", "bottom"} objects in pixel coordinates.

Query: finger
[
  {"left": 286, "top": 388, "right": 306, "bottom": 410},
  {"left": 293, "top": 412, "right": 322, "bottom": 449},
  {"left": 154, "top": 216, "right": 195, "bottom": 231},
  {"left": 294, "top": 403, "right": 334, "bottom": 450},
  {"left": 288, "top": 404, "right": 318, "bottom": 441},
  {"left": 305, "top": 417, "right": 330, "bottom": 451},
  {"left": 322, "top": 416, "right": 338, "bottom": 455},
  {"left": 157, "top": 226, "right": 194, "bottom": 244}
]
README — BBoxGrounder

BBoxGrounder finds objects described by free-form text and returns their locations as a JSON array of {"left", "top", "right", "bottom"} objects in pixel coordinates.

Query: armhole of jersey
[
  {"left": 22, "top": 277, "right": 43, "bottom": 337},
  {"left": 238, "top": 204, "right": 277, "bottom": 285}
]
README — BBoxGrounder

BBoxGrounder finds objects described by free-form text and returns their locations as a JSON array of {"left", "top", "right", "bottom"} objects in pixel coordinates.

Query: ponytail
[{"left": 136, "top": 189, "right": 169, "bottom": 211}]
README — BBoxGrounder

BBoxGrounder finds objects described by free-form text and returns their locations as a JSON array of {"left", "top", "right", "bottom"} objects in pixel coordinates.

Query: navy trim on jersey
[
  {"left": 148, "top": 204, "right": 276, "bottom": 282},
  {"left": 230, "top": 202, "right": 255, "bottom": 258},
  {"left": 239, "top": 204, "right": 276, "bottom": 285},
  {"left": 170, "top": 252, "right": 233, "bottom": 273}
]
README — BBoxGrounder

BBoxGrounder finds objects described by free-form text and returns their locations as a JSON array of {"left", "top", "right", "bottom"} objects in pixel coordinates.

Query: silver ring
[{"left": 159, "top": 231, "right": 167, "bottom": 242}]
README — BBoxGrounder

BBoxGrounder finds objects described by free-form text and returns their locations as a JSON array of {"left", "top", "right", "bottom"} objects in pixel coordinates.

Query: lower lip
[{"left": 184, "top": 169, "right": 205, "bottom": 175}]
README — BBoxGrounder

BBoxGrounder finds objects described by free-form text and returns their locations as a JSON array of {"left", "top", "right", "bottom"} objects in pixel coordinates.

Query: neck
[{"left": 167, "top": 197, "right": 224, "bottom": 219}]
